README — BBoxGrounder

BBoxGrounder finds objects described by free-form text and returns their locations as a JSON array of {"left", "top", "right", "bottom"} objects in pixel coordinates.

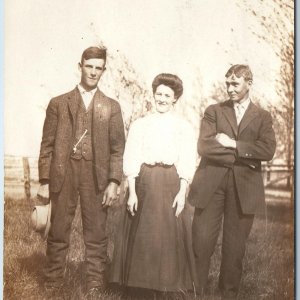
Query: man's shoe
[
  {"left": 86, "top": 287, "right": 104, "bottom": 300},
  {"left": 221, "top": 291, "right": 238, "bottom": 300},
  {"left": 44, "top": 281, "right": 63, "bottom": 297},
  {"left": 44, "top": 286, "right": 61, "bottom": 298},
  {"left": 86, "top": 277, "right": 107, "bottom": 292}
]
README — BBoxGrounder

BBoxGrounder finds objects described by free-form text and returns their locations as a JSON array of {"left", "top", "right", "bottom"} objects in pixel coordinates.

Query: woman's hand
[
  {"left": 172, "top": 178, "right": 188, "bottom": 217},
  {"left": 172, "top": 190, "right": 186, "bottom": 217},
  {"left": 126, "top": 176, "right": 138, "bottom": 216},
  {"left": 127, "top": 192, "right": 138, "bottom": 216}
]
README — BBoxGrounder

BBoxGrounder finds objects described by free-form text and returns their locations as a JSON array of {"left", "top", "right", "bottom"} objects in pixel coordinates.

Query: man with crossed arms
[{"left": 189, "top": 64, "right": 276, "bottom": 299}]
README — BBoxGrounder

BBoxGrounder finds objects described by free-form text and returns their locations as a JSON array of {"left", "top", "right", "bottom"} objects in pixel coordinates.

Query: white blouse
[{"left": 123, "top": 111, "right": 197, "bottom": 182}]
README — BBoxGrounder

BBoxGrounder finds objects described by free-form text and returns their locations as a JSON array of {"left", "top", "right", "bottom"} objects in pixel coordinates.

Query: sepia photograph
[{"left": 4, "top": 0, "right": 294, "bottom": 299}]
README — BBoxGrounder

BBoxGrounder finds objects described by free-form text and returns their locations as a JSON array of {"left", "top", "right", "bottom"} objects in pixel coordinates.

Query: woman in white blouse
[{"left": 110, "top": 73, "right": 197, "bottom": 296}]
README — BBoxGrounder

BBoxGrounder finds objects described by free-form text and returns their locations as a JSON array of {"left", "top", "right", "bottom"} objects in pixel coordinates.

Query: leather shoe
[
  {"left": 86, "top": 287, "right": 104, "bottom": 300},
  {"left": 86, "top": 277, "right": 107, "bottom": 292}
]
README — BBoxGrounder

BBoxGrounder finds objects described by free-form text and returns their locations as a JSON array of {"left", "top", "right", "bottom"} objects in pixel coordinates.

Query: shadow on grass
[
  {"left": 17, "top": 252, "right": 46, "bottom": 287},
  {"left": 63, "top": 260, "right": 86, "bottom": 295},
  {"left": 257, "top": 200, "right": 294, "bottom": 224},
  {"left": 106, "top": 284, "right": 197, "bottom": 300},
  {"left": 17, "top": 252, "right": 88, "bottom": 295}
]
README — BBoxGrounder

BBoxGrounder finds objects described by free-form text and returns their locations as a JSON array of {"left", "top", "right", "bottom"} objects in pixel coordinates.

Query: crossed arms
[{"left": 198, "top": 104, "right": 276, "bottom": 166}]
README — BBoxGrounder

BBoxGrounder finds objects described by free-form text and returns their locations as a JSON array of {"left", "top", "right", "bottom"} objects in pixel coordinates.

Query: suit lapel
[
  {"left": 222, "top": 101, "right": 238, "bottom": 138},
  {"left": 67, "top": 88, "right": 80, "bottom": 121},
  {"left": 67, "top": 88, "right": 80, "bottom": 132},
  {"left": 238, "top": 102, "right": 259, "bottom": 135},
  {"left": 93, "top": 89, "right": 103, "bottom": 113},
  {"left": 92, "top": 89, "right": 111, "bottom": 135},
  {"left": 93, "top": 89, "right": 109, "bottom": 119}
]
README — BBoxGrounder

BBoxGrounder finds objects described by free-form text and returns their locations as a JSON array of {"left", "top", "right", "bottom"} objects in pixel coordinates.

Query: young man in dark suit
[
  {"left": 37, "top": 46, "right": 125, "bottom": 297},
  {"left": 188, "top": 65, "right": 276, "bottom": 299}
]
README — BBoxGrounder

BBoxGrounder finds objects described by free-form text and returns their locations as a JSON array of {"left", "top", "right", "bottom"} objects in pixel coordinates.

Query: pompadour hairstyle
[{"left": 152, "top": 73, "right": 183, "bottom": 100}]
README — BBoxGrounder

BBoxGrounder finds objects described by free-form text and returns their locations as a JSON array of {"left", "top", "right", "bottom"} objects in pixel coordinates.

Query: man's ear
[
  {"left": 78, "top": 62, "right": 82, "bottom": 71},
  {"left": 247, "top": 79, "right": 253, "bottom": 86}
]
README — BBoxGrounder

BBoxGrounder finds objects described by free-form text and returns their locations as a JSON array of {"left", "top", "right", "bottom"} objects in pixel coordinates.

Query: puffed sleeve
[
  {"left": 176, "top": 119, "right": 197, "bottom": 182},
  {"left": 123, "top": 118, "right": 144, "bottom": 178}
]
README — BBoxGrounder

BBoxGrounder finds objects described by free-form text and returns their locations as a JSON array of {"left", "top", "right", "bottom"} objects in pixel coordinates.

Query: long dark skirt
[{"left": 109, "top": 164, "right": 197, "bottom": 292}]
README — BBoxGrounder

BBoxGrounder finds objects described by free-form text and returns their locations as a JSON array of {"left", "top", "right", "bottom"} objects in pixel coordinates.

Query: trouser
[
  {"left": 192, "top": 169, "right": 254, "bottom": 298},
  {"left": 44, "top": 159, "right": 108, "bottom": 288}
]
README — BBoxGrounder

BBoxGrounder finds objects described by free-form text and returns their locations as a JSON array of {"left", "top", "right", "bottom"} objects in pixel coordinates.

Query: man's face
[
  {"left": 225, "top": 74, "right": 252, "bottom": 103},
  {"left": 79, "top": 58, "right": 105, "bottom": 91}
]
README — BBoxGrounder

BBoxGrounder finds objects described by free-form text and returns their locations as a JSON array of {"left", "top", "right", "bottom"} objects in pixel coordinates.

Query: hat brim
[{"left": 41, "top": 200, "right": 51, "bottom": 241}]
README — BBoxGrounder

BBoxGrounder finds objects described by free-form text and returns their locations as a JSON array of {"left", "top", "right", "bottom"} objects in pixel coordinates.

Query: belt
[{"left": 143, "top": 163, "right": 174, "bottom": 168}]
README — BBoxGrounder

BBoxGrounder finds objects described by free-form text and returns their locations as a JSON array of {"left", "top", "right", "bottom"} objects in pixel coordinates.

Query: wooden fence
[
  {"left": 262, "top": 163, "right": 294, "bottom": 189},
  {"left": 4, "top": 155, "right": 39, "bottom": 200},
  {"left": 3, "top": 155, "right": 294, "bottom": 200}
]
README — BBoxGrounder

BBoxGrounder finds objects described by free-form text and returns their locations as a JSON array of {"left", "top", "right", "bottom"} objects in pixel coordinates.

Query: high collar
[
  {"left": 233, "top": 97, "right": 251, "bottom": 110},
  {"left": 77, "top": 84, "right": 97, "bottom": 96}
]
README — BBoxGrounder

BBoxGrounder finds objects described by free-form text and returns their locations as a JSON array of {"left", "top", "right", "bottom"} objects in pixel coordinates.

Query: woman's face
[{"left": 154, "top": 84, "right": 176, "bottom": 113}]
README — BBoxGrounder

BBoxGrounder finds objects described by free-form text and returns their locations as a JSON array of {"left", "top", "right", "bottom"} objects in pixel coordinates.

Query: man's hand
[
  {"left": 102, "top": 182, "right": 118, "bottom": 207},
  {"left": 37, "top": 183, "right": 50, "bottom": 204},
  {"left": 216, "top": 133, "right": 237, "bottom": 149}
]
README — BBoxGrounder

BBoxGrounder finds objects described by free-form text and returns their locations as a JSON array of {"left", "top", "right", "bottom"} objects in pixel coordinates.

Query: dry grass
[{"left": 3, "top": 196, "right": 294, "bottom": 300}]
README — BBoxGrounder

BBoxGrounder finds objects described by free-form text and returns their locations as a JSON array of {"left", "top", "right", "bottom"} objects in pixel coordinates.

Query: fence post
[
  {"left": 22, "top": 157, "right": 31, "bottom": 200},
  {"left": 266, "top": 162, "right": 271, "bottom": 183}
]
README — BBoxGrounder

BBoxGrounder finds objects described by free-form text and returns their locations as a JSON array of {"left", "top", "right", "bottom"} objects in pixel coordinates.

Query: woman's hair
[{"left": 152, "top": 73, "right": 183, "bottom": 100}]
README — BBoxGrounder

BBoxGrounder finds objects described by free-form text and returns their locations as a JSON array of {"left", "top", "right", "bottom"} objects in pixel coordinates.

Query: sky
[{"left": 4, "top": 0, "right": 281, "bottom": 157}]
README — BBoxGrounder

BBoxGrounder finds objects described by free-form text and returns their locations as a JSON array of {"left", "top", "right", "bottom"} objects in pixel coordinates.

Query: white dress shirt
[
  {"left": 77, "top": 84, "right": 97, "bottom": 109},
  {"left": 123, "top": 111, "right": 197, "bottom": 182}
]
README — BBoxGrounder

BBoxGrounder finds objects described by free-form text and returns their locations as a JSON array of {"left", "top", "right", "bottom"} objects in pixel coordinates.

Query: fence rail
[
  {"left": 261, "top": 163, "right": 294, "bottom": 189},
  {"left": 4, "top": 155, "right": 294, "bottom": 200}
]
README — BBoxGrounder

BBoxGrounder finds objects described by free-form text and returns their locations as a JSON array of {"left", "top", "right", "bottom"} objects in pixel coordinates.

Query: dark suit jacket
[
  {"left": 188, "top": 100, "right": 276, "bottom": 214},
  {"left": 38, "top": 87, "right": 125, "bottom": 193}
]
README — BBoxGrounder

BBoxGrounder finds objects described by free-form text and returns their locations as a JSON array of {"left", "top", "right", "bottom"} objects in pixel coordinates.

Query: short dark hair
[
  {"left": 152, "top": 73, "right": 183, "bottom": 100},
  {"left": 81, "top": 46, "right": 107, "bottom": 64},
  {"left": 225, "top": 64, "right": 253, "bottom": 81}
]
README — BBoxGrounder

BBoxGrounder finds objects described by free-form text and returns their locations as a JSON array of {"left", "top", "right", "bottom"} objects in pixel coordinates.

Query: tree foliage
[
  {"left": 237, "top": 0, "right": 294, "bottom": 170},
  {"left": 102, "top": 50, "right": 152, "bottom": 133}
]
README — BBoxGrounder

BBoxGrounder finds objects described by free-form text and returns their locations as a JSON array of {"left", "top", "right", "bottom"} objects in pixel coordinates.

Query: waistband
[{"left": 143, "top": 163, "right": 174, "bottom": 168}]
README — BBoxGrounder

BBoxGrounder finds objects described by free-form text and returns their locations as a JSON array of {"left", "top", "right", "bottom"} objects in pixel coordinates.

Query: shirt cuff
[
  {"left": 39, "top": 179, "right": 50, "bottom": 185},
  {"left": 108, "top": 178, "right": 120, "bottom": 185}
]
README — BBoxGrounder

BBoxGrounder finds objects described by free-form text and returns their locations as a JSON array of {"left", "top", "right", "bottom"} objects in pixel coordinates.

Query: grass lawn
[{"left": 3, "top": 196, "right": 294, "bottom": 299}]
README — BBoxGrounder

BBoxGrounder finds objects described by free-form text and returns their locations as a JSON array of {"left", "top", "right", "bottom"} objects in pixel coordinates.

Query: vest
[{"left": 71, "top": 96, "right": 93, "bottom": 160}]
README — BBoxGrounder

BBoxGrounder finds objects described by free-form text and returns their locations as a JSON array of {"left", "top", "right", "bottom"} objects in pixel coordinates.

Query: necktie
[{"left": 235, "top": 104, "right": 243, "bottom": 125}]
